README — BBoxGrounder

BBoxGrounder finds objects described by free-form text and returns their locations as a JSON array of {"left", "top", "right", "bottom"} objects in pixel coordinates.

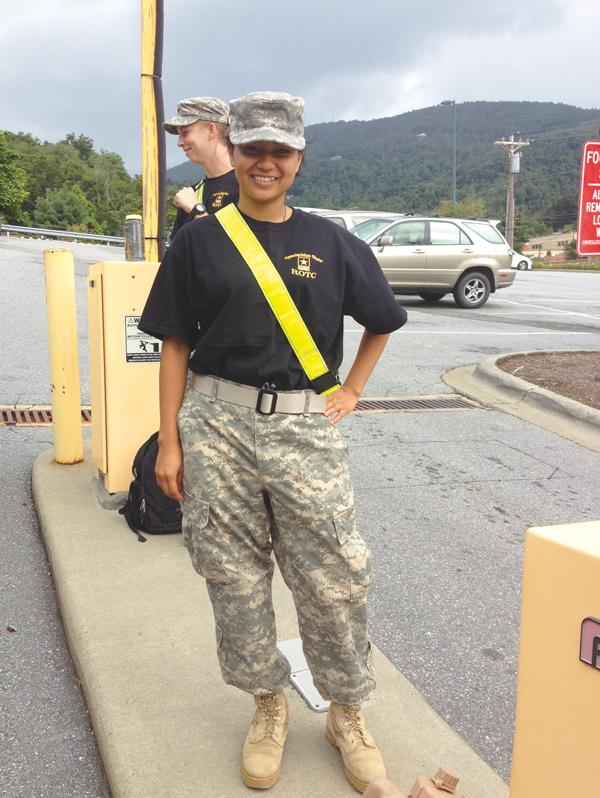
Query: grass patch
[{"left": 532, "top": 260, "right": 600, "bottom": 271}]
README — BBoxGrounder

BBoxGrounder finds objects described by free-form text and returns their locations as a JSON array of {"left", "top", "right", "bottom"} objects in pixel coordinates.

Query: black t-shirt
[
  {"left": 140, "top": 208, "right": 407, "bottom": 391},
  {"left": 169, "top": 169, "right": 239, "bottom": 240}
]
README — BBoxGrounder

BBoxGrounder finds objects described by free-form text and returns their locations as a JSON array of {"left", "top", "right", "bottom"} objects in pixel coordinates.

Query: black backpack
[{"left": 119, "top": 432, "right": 182, "bottom": 542}]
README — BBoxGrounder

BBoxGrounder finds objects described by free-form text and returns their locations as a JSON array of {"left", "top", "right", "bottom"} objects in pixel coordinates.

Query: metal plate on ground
[
  {"left": 355, "top": 394, "right": 482, "bottom": 412},
  {"left": 0, "top": 395, "right": 482, "bottom": 427},
  {"left": 0, "top": 406, "right": 92, "bottom": 426},
  {"left": 277, "top": 638, "right": 330, "bottom": 712}
]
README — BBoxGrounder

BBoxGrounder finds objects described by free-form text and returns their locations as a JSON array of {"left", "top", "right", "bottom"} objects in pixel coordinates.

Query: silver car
[
  {"left": 318, "top": 210, "right": 403, "bottom": 231},
  {"left": 366, "top": 217, "right": 516, "bottom": 308}
]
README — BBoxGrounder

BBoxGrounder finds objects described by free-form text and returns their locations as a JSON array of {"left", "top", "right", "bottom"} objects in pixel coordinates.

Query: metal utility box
[
  {"left": 510, "top": 520, "right": 600, "bottom": 797},
  {"left": 88, "top": 261, "right": 161, "bottom": 493}
]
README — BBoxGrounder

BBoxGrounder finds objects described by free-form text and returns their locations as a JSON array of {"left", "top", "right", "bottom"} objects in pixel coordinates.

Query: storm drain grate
[
  {"left": 1, "top": 395, "right": 481, "bottom": 426},
  {"left": 355, "top": 395, "right": 482, "bottom": 413},
  {"left": 0, "top": 406, "right": 92, "bottom": 426}
]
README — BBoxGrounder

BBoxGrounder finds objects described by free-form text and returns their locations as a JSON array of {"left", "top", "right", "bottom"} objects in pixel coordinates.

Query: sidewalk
[
  {"left": 33, "top": 447, "right": 508, "bottom": 798},
  {"left": 444, "top": 352, "right": 600, "bottom": 453}
]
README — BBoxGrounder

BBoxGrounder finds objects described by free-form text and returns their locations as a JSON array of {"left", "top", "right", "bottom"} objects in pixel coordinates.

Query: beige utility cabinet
[
  {"left": 510, "top": 520, "right": 600, "bottom": 797},
  {"left": 88, "top": 261, "right": 160, "bottom": 493}
]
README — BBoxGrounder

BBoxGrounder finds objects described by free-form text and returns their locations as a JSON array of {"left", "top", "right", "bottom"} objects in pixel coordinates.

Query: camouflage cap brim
[
  {"left": 163, "top": 115, "right": 204, "bottom": 134},
  {"left": 230, "top": 126, "right": 305, "bottom": 150}
]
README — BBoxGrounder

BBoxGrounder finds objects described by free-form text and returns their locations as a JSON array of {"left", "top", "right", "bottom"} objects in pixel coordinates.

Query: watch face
[{"left": 193, "top": 204, "right": 206, "bottom": 214}]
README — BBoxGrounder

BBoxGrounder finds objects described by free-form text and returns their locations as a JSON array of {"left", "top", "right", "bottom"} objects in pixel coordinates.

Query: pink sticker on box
[{"left": 579, "top": 617, "right": 600, "bottom": 670}]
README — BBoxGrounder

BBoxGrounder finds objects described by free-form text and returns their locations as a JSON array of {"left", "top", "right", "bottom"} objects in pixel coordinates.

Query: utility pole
[
  {"left": 441, "top": 100, "right": 457, "bottom": 214},
  {"left": 494, "top": 135, "right": 530, "bottom": 248}
]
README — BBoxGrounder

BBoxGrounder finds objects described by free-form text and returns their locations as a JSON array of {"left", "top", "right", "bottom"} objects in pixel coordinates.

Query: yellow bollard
[{"left": 43, "top": 249, "right": 83, "bottom": 464}]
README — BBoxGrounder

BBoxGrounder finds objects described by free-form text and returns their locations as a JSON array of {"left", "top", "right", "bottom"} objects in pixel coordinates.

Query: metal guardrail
[{"left": 0, "top": 223, "right": 124, "bottom": 245}]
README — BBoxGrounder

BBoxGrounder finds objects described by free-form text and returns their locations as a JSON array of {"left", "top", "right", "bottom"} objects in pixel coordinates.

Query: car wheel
[
  {"left": 453, "top": 271, "right": 491, "bottom": 309},
  {"left": 419, "top": 292, "right": 446, "bottom": 302},
  {"left": 517, "top": 260, "right": 528, "bottom": 270}
]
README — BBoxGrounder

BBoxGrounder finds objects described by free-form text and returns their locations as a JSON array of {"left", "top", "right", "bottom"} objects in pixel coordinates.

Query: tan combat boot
[
  {"left": 326, "top": 702, "right": 386, "bottom": 792},
  {"left": 241, "top": 691, "right": 288, "bottom": 789}
]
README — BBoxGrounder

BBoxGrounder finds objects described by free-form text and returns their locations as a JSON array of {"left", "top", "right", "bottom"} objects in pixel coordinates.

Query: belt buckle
[{"left": 256, "top": 386, "right": 278, "bottom": 415}]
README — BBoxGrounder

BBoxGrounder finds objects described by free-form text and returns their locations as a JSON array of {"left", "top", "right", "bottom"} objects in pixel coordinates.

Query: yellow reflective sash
[
  {"left": 195, "top": 180, "right": 205, "bottom": 203},
  {"left": 216, "top": 204, "right": 340, "bottom": 396}
]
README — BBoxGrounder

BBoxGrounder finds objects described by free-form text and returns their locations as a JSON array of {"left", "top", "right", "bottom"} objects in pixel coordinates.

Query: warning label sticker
[{"left": 125, "top": 316, "right": 161, "bottom": 362}]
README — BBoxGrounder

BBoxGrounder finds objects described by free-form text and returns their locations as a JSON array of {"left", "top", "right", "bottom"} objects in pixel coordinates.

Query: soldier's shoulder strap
[{"left": 215, "top": 204, "right": 340, "bottom": 396}]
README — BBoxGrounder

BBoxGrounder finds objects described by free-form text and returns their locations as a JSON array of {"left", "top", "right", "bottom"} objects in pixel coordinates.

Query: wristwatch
[{"left": 190, "top": 203, "right": 206, "bottom": 217}]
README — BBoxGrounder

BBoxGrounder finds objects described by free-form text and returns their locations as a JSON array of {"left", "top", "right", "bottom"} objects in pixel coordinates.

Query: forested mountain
[
  {"left": 168, "top": 101, "right": 599, "bottom": 231},
  {"left": 0, "top": 131, "right": 143, "bottom": 234},
  {"left": 2, "top": 101, "right": 597, "bottom": 240}
]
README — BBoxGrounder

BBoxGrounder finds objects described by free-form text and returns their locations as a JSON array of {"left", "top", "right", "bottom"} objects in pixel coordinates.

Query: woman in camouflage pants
[{"left": 139, "top": 91, "right": 406, "bottom": 792}]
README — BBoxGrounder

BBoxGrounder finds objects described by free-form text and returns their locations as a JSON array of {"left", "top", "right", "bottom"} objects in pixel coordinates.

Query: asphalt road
[{"left": 1, "top": 236, "right": 599, "bottom": 796}]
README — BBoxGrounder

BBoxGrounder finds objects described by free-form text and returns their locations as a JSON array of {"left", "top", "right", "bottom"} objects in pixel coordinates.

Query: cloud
[
  {"left": 1, "top": 1, "right": 139, "bottom": 161},
  {"left": 0, "top": 0, "right": 594, "bottom": 173}
]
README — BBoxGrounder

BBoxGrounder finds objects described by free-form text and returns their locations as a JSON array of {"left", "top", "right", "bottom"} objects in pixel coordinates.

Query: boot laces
[
  {"left": 344, "top": 706, "right": 366, "bottom": 742},
  {"left": 257, "top": 694, "right": 281, "bottom": 737}
]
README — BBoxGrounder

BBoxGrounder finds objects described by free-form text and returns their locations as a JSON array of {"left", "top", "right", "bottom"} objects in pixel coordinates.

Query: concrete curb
[
  {"left": 33, "top": 447, "right": 507, "bottom": 798},
  {"left": 443, "top": 351, "right": 600, "bottom": 453}
]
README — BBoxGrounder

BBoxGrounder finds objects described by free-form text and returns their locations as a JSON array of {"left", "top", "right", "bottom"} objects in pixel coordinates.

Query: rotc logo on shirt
[
  {"left": 211, "top": 192, "right": 228, "bottom": 209},
  {"left": 285, "top": 252, "right": 324, "bottom": 280}
]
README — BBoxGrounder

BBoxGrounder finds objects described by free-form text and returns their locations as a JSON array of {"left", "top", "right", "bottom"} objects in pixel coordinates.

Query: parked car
[
  {"left": 512, "top": 252, "right": 532, "bottom": 270},
  {"left": 351, "top": 217, "right": 405, "bottom": 241},
  {"left": 318, "top": 210, "right": 403, "bottom": 231},
  {"left": 365, "top": 216, "right": 516, "bottom": 308}
]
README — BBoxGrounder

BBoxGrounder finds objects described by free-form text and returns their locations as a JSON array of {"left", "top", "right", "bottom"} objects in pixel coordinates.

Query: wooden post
[{"left": 141, "top": 0, "right": 166, "bottom": 262}]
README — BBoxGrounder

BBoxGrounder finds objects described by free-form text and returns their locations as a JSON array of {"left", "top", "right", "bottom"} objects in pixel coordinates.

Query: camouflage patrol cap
[
  {"left": 163, "top": 97, "right": 229, "bottom": 134},
  {"left": 229, "top": 91, "right": 305, "bottom": 150}
]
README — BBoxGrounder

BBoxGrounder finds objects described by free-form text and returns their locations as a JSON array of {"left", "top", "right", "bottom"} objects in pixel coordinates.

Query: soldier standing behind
[
  {"left": 163, "top": 96, "right": 239, "bottom": 239},
  {"left": 140, "top": 91, "right": 407, "bottom": 792}
]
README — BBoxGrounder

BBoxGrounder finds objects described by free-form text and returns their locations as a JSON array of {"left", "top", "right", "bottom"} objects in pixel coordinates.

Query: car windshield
[
  {"left": 351, "top": 218, "right": 395, "bottom": 240},
  {"left": 463, "top": 221, "right": 506, "bottom": 244}
]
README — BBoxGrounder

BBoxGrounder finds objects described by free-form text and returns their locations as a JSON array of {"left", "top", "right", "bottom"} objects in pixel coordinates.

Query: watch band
[{"left": 190, "top": 203, "right": 206, "bottom": 217}]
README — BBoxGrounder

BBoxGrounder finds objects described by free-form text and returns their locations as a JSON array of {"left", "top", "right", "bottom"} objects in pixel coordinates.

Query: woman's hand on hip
[
  {"left": 155, "top": 441, "right": 184, "bottom": 502},
  {"left": 323, "top": 385, "right": 360, "bottom": 425}
]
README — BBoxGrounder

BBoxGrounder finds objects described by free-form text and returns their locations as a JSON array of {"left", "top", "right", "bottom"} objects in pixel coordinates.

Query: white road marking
[
  {"left": 486, "top": 311, "right": 565, "bottom": 315},
  {"left": 497, "top": 298, "right": 600, "bottom": 321},
  {"left": 499, "top": 300, "right": 600, "bottom": 304},
  {"left": 343, "top": 329, "right": 594, "bottom": 335}
]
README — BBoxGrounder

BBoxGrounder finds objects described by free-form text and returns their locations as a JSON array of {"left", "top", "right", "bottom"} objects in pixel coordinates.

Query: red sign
[{"left": 577, "top": 140, "right": 600, "bottom": 257}]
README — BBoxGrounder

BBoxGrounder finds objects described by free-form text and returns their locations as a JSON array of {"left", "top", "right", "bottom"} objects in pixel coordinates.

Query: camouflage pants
[{"left": 177, "top": 384, "right": 375, "bottom": 705}]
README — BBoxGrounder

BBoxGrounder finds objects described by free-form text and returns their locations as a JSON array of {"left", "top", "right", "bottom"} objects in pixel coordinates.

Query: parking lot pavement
[
  {"left": 400, "top": 270, "right": 600, "bottom": 332},
  {"left": 0, "top": 238, "right": 124, "bottom": 407},
  {"left": 0, "top": 426, "right": 110, "bottom": 798},
  {"left": 340, "top": 270, "right": 600, "bottom": 778},
  {"left": 344, "top": 271, "right": 600, "bottom": 399},
  {"left": 2, "top": 238, "right": 599, "bottom": 793},
  {"left": 344, "top": 404, "right": 600, "bottom": 779}
]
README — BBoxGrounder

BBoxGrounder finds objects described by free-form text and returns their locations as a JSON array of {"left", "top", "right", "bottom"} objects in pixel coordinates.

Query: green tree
[
  {"left": 433, "top": 194, "right": 485, "bottom": 217},
  {"left": 33, "top": 184, "right": 99, "bottom": 231},
  {"left": 0, "top": 131, "right": 29, "bottom": 222},
  {"left": 61, "top": 132, "right": 94, "bottom": 161},
  {"left": 564, "top": 238, "right": 577, "bottom": 260},
  {"left": 4, "top": 131, "right": 142, "bottom": 234},
  {"left": 87, "top": 151, "right": 141, "bottom": 232},
  {"left": 6, "top": 136, "right": 90, "bottom": 217},
  {"left": 513, "top": 215, "right": 552, "bottom": 252},
  {"left": 541, "top": 192, "right": 578, "bottom": 231},
  {"left": 166, "top": 183, "right": 178, "bottom": 231}
]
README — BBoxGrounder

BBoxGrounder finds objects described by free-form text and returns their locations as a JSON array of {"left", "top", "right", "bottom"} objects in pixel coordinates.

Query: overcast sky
[{"left": 1, "top": 0, "right": 597, "bottom": 173}]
